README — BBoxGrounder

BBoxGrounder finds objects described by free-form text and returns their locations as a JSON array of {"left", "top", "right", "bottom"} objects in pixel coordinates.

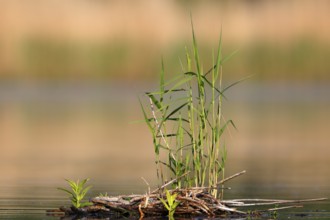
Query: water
[{"left": 0, "top": 82, "right": 329, "bottom": 219}]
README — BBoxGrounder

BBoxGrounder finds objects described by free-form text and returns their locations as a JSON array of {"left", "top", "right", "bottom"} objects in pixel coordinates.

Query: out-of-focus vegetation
[
  {"left": 17, "top": 38, "right": 330, "bottom": 82},
  {"left": 0, "top": 0, "right": 330, "bottom": 82},
  {"left": 1, "top": 1, "right": 330, "bottom": 198}
]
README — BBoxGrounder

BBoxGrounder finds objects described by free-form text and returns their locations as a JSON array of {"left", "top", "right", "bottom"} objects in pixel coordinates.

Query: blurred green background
[
  {"left": 1, "top": 0, "right": 330, "bottom": 82},
  {"left": 0, "top": 0, "right": 329, "bottom": 194}
]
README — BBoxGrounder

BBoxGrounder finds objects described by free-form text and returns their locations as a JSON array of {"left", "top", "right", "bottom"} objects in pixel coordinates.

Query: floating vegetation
[
  {"left": 49, "top": 172, "right": 327, "bottom": 219},
  {"left": 50, "top": 18, "right": 328, "bottom": 219}
]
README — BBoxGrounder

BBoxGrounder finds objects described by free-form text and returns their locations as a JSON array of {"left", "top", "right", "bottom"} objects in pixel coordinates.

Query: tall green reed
[{"left": 140, "top": 20, "right": 243, "bottom": 198}]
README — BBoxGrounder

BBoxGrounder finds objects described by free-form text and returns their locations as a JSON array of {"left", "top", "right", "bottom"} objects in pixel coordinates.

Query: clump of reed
[
  {"left": 140, "top": 20, "right": 243, "bottom": 198},
  {"left": 52, "top": 19, "right": 328, "bottom": 220}
]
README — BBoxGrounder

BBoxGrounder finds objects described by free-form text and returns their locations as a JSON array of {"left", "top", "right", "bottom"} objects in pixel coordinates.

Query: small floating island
[
  {"left": 48, "top": 172, "right": 327, "bottom": 219},
  {"left": 49, "top": 19, "right": 328, "bottom": 219}
]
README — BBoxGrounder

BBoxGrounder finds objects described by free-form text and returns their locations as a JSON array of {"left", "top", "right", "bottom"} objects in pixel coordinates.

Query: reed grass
[{"left": 140, "top": 20, "right": 244, "bottom": 198}]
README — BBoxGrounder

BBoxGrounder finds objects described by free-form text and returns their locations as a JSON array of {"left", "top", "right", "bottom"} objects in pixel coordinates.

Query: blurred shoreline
[{"left": 1, "top": 0, "right": 330, "bottom": 82}]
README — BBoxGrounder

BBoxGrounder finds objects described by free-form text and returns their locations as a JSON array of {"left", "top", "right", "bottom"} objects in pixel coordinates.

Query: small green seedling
[
  {"left": 58, "top": 178, "right": 93, "bottom": 208},
  {"left": 271, "top": 204, "right": 279, "bottom": 219},
  {"left": 159, "top": 190, "right": 180, "bottom": 217},
  {"left": 98, "top": 192, "right": 108, "bottom": 197}
]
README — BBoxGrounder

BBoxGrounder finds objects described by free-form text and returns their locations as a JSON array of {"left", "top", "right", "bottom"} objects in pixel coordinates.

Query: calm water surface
[{"left": 0, "top": 82, "right": 329, "bottom": 219}]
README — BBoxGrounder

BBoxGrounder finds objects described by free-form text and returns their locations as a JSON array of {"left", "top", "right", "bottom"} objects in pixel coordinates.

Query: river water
[{"left": 0, "top": 82, "right": 329, "bottom": 219}]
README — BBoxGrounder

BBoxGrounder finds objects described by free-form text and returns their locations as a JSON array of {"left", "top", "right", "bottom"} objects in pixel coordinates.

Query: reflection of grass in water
[{"left": 19, "top": 37, "right": 330, "bottom": 81}]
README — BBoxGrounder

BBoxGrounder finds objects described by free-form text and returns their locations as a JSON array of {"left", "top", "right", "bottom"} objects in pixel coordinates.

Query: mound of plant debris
[{"left": 48, "top": 171, "right": 327, "bottom": 219}]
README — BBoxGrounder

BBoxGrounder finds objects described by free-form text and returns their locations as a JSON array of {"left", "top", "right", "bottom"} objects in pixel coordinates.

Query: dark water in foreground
[{"left": 0, "top": 82, "right": 329, "bottom": 219}]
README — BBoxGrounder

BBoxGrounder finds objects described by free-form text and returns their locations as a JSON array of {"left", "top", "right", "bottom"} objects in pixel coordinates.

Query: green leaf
[
  {"left": 138, "top": 98, "right": 154, "bottom": 133},
  {"left": 166, "top": 190, "right": 172, "bottom": 203},
  {"left": 146, "top": 93, "right": 162, "bottom": 110},
  {"left": 161, "top": 161, "right": 176, "bottom": 174},
  {"left": 167, "top": 117, "right": 189, "bottom": 123},
  {"left": 221, "top": 75, "right": 253, "bottom": 94},
  {"left": 156, "top": 133, "right": 177, "bottom": 138},
  {"left": 185, "top": 46, "right": 192, "bottom": 71},
  {"left": 190, "top": 14, "right": 201, "bottom": 75},
  {"left": 167, "top": 77, "right": 192, "bottom": 94},
  {"left": 57, "top": 187, "right": 74, "bottom": 197},
  {"left": 215, "top": 26, "right": 223, "bottom": 78},
  {"left": 81, "top": 185, "right": 92, "bottom": 198},
  {"left": 160, "top": 57, "right": 165, "bottom": 103},
  {"left": 80, "top": 201, "right": 93, "bottom": 208},
  {"left": 78, "top": 178, "right": 89, "bottom": 191},
  {"left": 172, "top": 201, "right": 180, "bottom": 210},
  {"left": 145, "top": 88, "right": 185, "bottom": 96},
  {"left": 65, "top": 179, "right": 77, "bottom": 191},
  {"left": 185, "top": 71, "right": 223, "bottom": 96},
  {"left": 81, "top": 178, "right": 89, "bottom": 186},
  {"left": 154, "top": 142, "right": 160, "bottom": 154},
  {"left": 221, "top": 49, "right": 239, "bottom": 65},
  {"left": 165, "top": 102, "right": 188, "bottom": 120},
  {"left": 159, "top": 198, "right": 170, "bottom": 211}
]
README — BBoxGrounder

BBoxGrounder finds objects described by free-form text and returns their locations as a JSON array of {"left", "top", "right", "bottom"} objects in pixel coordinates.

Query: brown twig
[
  {"left": 141, "top": 177, "right": 151, "bottom": 195},
  {"left": 151, "top": 171, "right": 190, "bottom": 194},
  {"left": 267, "top": 205, "right": 303, "bottom": 211},
  {"left": 218, "top": 170, "right": 246, "bottom": 185},
  {"left": 223, "top": 198, "right": 328, "bottom": 207}
]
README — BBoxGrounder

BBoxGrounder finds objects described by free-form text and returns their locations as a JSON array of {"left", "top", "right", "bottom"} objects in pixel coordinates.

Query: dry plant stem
[
  {"left": 151, "top": 171, "right": 190, "bottom": 194},
  {"left": 189, "top": 186, "right": 231, "bottom": 190},
  {"left": 141, "top": 177, "right": 151, "bottom": 195},
  {"left": 148, "top": 96, "right": 170, "bottom": 184},
  {"left": 218, "top": 170, "right": 246, "bottom": 185},
  {"left": 267, "top": 205, "right": 303, "bottom": 211},
  {"left": 223, "top": 198, "right": 328, "bottom": 207},
  {"left": 148, "top": 97, "right": 171, "bottom": 152},
  {"left": 152, "top": 170, "right": 243, "bottom": 195}
]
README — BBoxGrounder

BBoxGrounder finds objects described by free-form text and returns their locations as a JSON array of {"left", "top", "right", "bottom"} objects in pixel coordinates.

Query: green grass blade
[
  {"left": 146, "top": 89, "right": 185, "bottom": 96},
  {"left": 159, "top": 198, "right": 170, "bottom": 211},
  {"left": 156, "top": 133, "right": 177, "bottom": 138},
  {"left": 165, "top": 102, "right": 188, "bottom": 120},
  {"left": 57, "top": 187, "right": 74, "bottom": 197},
  {"left": 221, "top": 75, "right": 253, "bottom": 94},
  {"left": 219, "top": 119, "right": 237, "bottom": 137},
  {"left": 66, "top": 179, "right": 78, "bottom": 192},
  {"left": 78, "top": 178, "right": 89, "bottom": 190},
  {"left": 216, "top": 26, "right": 223, "bottom": 76},
  {"left": 185, "top": 71, "right": 223, "bottom": 95},
  {"left": 185, "top": 46, "right": 192, "bottom": 71},
  {"left": 190, "top": 14, "right": 201, "bottom": 75},
  {"left": 146, "top": 93, "right": 162, "bottom": 110},
  {"left": 160, "top": 57, "right": 165, "bottom": 103},
  {"left": 139, "top": 98, "right": 154, "bottom": 133},
  {"left": 221, "top": 49, "right": 239, "bottom": 65},
  {"left": 80, "top": 202, "right": 93, "bottom": 208},
  {"left": 167, "top": 117, "right": 189, "bottom": 123}
]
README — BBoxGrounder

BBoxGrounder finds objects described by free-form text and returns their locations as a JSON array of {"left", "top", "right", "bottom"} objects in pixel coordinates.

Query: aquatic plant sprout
[
  {"left": 58, "top": 178, "right": 93, "bottom": 208},
  {"left": 159, "top": 189, "right": 180, "bottom": 217},
  {"left": 140, "top": 19, "right": 245, "bottom": 198}
]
